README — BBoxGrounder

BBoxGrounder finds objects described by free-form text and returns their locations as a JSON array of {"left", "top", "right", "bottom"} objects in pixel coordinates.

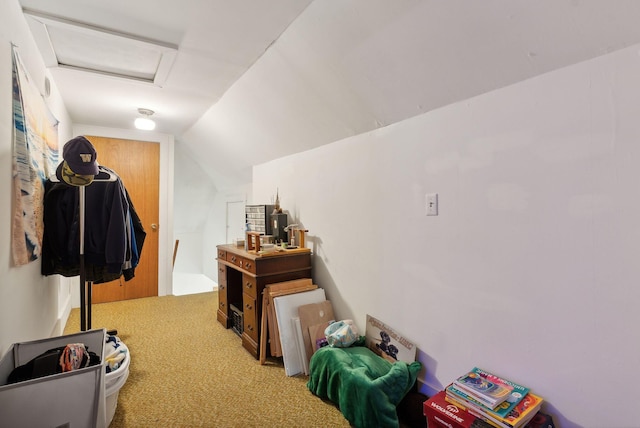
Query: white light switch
[{"left": 426, "top": 193, "right": 438, "bottom": 216}]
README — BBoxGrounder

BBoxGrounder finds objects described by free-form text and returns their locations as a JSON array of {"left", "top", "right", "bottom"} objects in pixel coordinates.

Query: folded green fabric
[{"left": 307, "top": 345, "right": 422, "bottom": 428}]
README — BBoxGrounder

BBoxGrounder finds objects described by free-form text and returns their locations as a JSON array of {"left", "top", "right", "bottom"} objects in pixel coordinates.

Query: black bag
[{"left": 7, "top": 344, "right": 100, "bottom": 384}]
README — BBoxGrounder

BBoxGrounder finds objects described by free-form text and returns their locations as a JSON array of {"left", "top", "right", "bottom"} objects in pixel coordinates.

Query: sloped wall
[
  {"left": 181, "top": 1, "right": 640, "bottom": 194},
  {"left": 254, "top": 44, "right": 640, "bottom": 427}
]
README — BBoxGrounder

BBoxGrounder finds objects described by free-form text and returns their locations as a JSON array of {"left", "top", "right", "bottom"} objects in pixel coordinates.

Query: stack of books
[{"left": 445, "top": 367, "right": 544, "bottom": 428}]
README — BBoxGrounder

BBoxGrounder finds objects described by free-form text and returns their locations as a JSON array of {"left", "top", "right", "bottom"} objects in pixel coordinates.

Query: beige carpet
[{"left": 64, "top": 292, "right": 350, "bottom": 428}]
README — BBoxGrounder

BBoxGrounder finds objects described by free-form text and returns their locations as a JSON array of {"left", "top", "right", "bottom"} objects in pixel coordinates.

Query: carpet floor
[{"left": 64, "top": 291, "right": 350, "bottom": 427}]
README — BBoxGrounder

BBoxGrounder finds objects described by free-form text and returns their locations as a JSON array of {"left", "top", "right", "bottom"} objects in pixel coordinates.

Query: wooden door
[{"left": 87, "top": 136, "right": 160, "bottom": 303}]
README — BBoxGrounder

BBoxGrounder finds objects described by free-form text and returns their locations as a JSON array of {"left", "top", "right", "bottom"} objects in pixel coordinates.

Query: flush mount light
[{"left": 134, "top": 108, "right": 156, "bottom": 130}]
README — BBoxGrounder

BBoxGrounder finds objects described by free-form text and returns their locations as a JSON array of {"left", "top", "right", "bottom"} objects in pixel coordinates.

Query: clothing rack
[{"left": 50, "top": 167, "right": 117, "bottom": 331}]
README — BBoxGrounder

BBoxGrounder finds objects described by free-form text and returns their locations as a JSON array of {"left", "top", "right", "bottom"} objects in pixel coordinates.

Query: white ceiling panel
[
  {"left": 17, "top": 0, "right": 313, "bottom": 135},
  {"left": 14, "top": 0, "right": 640, "bottom": 188},
  {"left": 24, "top": 9, "right": 177, "bottom": 85}
]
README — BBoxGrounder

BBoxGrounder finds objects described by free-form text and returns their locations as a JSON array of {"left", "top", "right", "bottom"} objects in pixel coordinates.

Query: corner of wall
[
  {"left": 51, "top": 292, "right": 72, "bottom": 336},
  {"left": 415, "top": 378, "right": 439, "bottom": 398}
]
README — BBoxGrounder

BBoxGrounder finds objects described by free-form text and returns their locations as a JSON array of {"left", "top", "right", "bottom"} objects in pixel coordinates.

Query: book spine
[
  {"left": 448, "top": 385, "right": 498, "bottom": 413},
  {"left": 447, "top": 386, "right": 490, "bottom": 409},
  {"left": 444, "top": 395, "right": 509, "bottom": 428},
  {"left": 447, "top": 387, "right": 540, "bottom": 428},
  {"left": 453, "top": 381, "right": 500, "bottom": 408},
  {"left": 510, "top": 410, "right": 539, "bottom": 428},
  {"left": 448, "top": 384, "right": 519, "bottom": 419}
]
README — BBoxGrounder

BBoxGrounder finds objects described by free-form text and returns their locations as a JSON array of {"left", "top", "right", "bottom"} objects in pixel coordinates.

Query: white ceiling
[
  {"left": 18, "top": 0, "right": 313, "bottom": 135},
  {"left": 17, "top": 0, "right": 640, "bottom": 188}
]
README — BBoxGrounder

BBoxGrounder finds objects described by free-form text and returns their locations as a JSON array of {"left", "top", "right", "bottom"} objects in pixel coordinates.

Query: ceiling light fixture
[{"left": 134, "top": 108, "right": 156, "bottom": 130}]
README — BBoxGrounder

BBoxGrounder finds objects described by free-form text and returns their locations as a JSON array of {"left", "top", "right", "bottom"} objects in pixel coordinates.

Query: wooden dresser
[{"left": 216, "top": 244, "right": 312, "bottom": 359}]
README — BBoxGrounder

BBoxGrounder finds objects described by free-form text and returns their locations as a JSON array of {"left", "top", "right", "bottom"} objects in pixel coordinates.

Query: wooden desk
[{"left": 216, "top": 244, "right": 312, "bottom": 359}]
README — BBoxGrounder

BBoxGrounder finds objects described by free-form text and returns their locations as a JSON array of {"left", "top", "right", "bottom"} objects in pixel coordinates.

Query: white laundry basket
[{"left": 104, "top": 341, "right": 130, "bottom": 427}]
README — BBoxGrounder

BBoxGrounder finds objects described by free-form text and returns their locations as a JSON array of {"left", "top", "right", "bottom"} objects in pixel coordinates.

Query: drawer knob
[
  {"left": 231, "top": 256, "right": 237, "bottom": 262},
  {"left": 245, "top": 303, "right": 253, "bottom": 310},
  {"left": 245, "top": 262, "right": 252, "bottom": 269},
  {"left": 220, "top": 302, "right": 225, "bottom": 308},
  {"left": 245, "top": 282, "right": 253, "bottom": 289},
  {"left": 219, "top": 284, "right": 225, "bottom": 290},
  {"left": 247, "top": 325, "right": 253, "bottom": 331}
]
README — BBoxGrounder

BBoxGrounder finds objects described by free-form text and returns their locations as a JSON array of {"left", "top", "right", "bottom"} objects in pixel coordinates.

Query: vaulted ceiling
[{"left": 18, "top": 0, "right": 640, "bottom": 188}]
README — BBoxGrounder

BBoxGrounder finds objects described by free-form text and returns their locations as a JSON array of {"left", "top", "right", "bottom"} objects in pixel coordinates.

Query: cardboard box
[
  {"left": 0, "top": 329, "right": 106, "bottom": 428},
  {"left": 424, "top": 390, "right": 492, "bottom": 428}
]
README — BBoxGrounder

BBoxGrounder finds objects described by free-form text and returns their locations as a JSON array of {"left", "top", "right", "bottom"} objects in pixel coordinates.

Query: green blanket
[{"left": 307, "top": 345, "right": 422, "bottom": 428}]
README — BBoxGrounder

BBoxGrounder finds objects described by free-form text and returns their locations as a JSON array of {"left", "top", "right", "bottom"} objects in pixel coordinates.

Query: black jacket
[{"left": 41, "top": 169, "right": 145, "bottom": 283}]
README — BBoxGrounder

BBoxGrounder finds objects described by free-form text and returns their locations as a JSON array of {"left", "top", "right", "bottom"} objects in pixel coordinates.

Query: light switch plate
[{"left": 426, "top": 193, "right": 438, "bottom": 216}]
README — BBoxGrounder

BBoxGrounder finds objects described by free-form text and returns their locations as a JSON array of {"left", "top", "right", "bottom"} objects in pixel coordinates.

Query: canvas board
[
  {"left": 273, "top": 288, "right": 326, "bottom": 376},
  {"left": 297, "top": 300, "right": 335, "bottom": 367},
  {"left": 308, "top": 322, "right": 330, "bottom": 354},
  {"left": 265, "top": 281, "right": 317, "bottom": 357},
  {"left": 292, "top": 317, "right": 309, "bottom": 375},
  {"left": 365, "top": 314, "right": 417, "bottom": 363}
]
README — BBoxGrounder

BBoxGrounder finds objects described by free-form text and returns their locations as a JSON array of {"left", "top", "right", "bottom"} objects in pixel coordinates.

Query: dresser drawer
[
  {"left": 242, "top": 258, "right": 257, "bottom": 274},
  {"left": 226, "top": 253, "right": 244, "bottom": 269},
  {"left": 242, "top": 293, "right": 258, "bottom": 343},
  {"left": 217, "top": 248, "right": 226, "bottom": 260},
  {"left": 242, "top": 274, "right": 258, "bottom": 299}
]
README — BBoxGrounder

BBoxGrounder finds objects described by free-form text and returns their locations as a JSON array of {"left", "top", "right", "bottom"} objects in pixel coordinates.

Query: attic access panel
[{"left": 23, "top": 9, "right": 177, "bottom": 85}]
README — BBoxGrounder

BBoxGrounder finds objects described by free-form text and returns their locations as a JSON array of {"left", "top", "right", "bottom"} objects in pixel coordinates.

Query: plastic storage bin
[{"left": 0, "top": 329, "right": 107, "bottom": 428}]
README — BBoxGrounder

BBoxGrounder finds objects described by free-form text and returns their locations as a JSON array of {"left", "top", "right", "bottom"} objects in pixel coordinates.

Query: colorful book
[
  {"left": 447, "top": 379, "right": 530, "bottom": 419},
  {"left": 446, "top": 389, "right": 543, "bottom": 428},
  {"left": 503, "top": 392, "right": 543, "bottom": 427},
  {"left": 454, "top": 367, "right": 516, "bottom": 408},
  {"left": 445, "top": 395, "right": 507, "bottom": 428}
]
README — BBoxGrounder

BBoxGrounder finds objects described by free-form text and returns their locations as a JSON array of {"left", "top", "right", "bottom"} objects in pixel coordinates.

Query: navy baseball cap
[{"left": 62, "top": 136, "right": 99, "bottom": 175}]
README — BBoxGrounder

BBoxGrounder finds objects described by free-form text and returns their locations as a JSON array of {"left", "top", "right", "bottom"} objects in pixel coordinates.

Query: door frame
[
  {"left": 226, "top": 195, "right": 247, "bottom": 245},
  {"left": 73, "top": 125, "right": 175, "bottom": 300}
]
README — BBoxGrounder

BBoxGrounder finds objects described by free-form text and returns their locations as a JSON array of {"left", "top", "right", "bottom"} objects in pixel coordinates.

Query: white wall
[
  {"left": 172, "top": 139, "right": 252, "bottom": 282},
  {"left": 173, "top": 143, "right": 217, "bottom": 275},
  {"left": 254, "top": 44, "right": 640, "bottom": 427},
  {"left": 0, "top": 0, "right": 74, "bottom": 355},
  {"left": 203, "top": 184, "right": 252, "bottom": 281}
]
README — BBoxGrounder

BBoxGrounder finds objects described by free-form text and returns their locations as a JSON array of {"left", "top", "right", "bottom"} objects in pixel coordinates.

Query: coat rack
[{"left": 51, "top": 167, "right": 117, "bottom": 331}]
